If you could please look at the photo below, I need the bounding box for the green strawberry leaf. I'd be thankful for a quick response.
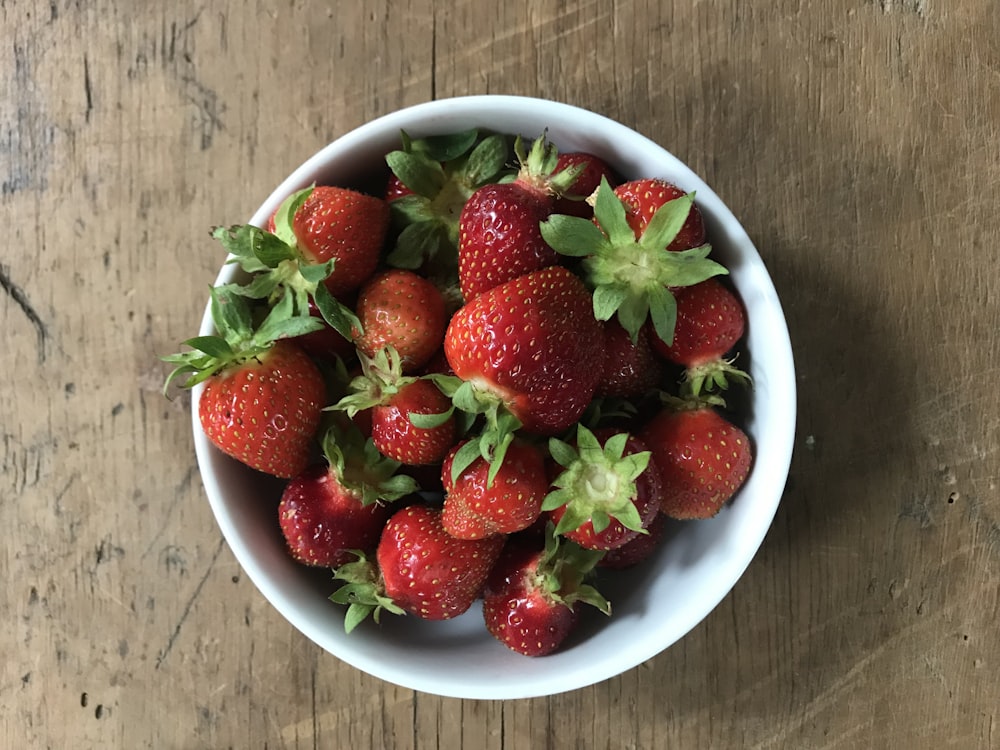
[272,186,314,247]
[386,150,447,199]
[182,335,234,359]
[408,128,479,162]
[389,195,438,225]
[592,176,634,245]
[210,285,254,345]
[408,407,454,429]
[449,439,484,484]
[647,285,679,346]
[539,214,608,257]
[387,220,444,270]
[592,283,629,323]
[464,134,510,186]
[636,192,694,252]
[313,283,362,340]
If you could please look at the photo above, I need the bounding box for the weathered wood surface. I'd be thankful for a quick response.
[2,1,998,747]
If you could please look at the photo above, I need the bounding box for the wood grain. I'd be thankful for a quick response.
[2,0,998,747]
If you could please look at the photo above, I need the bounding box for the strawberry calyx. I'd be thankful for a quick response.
[386,129,512,272]
[511,132,585,198]
[330,346,459,435]
[319,416,419,506]
[428,374,522,486]
[212,186,362,341]
[329,551,406,633]
[161,286,323,392]
[530,522,610,615]
[682,355,752,399]
[539,176,728,345]
[541,424,652,537]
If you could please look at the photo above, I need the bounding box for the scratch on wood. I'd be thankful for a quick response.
[0,264,48,363]
[83,54,93,122]
[155,534,225,669]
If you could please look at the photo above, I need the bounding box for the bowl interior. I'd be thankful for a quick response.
[193,96,796,700]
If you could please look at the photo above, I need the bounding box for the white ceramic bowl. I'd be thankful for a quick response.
[192,95,796,700]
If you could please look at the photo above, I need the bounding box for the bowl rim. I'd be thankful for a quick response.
[192,94,797,699]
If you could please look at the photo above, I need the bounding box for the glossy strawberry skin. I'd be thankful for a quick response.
[482,543,578,657]
[354,269,447,373]
[291,186,390,296]
[458,182,559,300]
[371,379,455,466]
[650,278,746,367]
[444,266,604,435]
[613,178,706,252]
[441,440,548,540]
[198,340,325,479]
[547,431,662,551]
[278,464,392,568]
[377,505,504,620]
[552,152,617,219]
[640,407,752,519]
[595,320,665,398]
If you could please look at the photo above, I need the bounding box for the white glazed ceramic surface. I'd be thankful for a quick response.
[192,96,796,700]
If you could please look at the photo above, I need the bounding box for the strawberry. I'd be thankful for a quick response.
[331,347,456,466]
[371,379,456,466]
[543,425,661,551]
[457,134,583,300]
[441,439,548,540]
[212,186,377,342]
[162,288,327,478]
[640,402,752,519]
[277,420,417,567]
[384,129,510,273]
[598,512,668,569]
[540,176,727,345]
[595,319,664,398]
[444,266,603,435]
[286,185,389,296]
[331,504,504,627]
[552,152,618,219]
[353,269,447,373]
[613,178,706,252]
[649,278,750,397]
[482,524,609,656]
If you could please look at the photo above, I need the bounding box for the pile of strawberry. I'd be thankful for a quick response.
[164,129,754,657]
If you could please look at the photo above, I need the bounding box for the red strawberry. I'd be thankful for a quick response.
[543,425,661,551]
[595,320,664,398]
[163,288,328,479]
[198,340,324,478]
[353,269,447,373]
[377,505,504,620]
[598,512,668,569]
[331,347,456,467]
[552,152,618,219]
[457,134,583,300]
[441,440,548,540]
[280,463,390,568]
[540,176,726,346]
[277,420,417,568]
[649,278,750,397]
[482,524,609,656]
[384,172,415,202]
[614,178,706,252]
[288,185,389,296]
[372,379,456,466]
[640,403,752,519]
[444,266,604,436]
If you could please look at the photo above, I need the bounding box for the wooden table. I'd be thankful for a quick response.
[4,1,997,747]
